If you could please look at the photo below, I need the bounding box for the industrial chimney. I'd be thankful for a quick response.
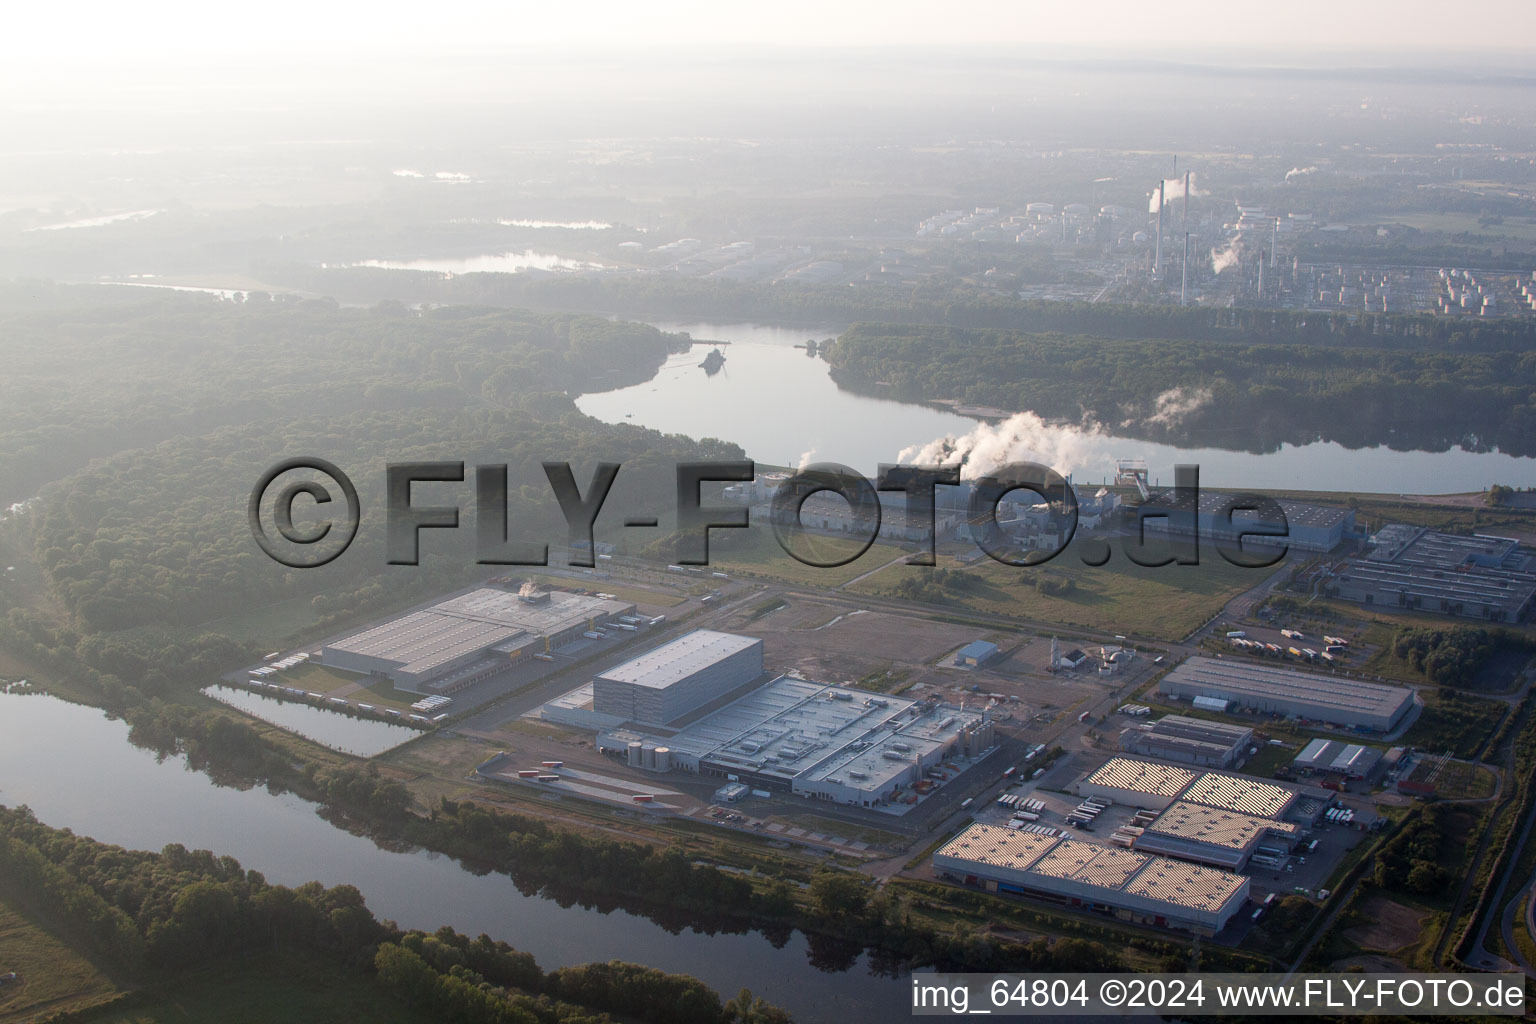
[1154,180,1164,279]
[1181,232,1190,306]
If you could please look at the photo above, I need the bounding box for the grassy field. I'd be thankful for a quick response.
[1385,212,1536,243]
[0,898,119,1024]
[852,550,1263,641]
[69,955,430,1024]
[706,526,910,588]
[524,573,687,609]
[1402,690,1507,761]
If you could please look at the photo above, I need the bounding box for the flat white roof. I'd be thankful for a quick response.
[597,630,760,690]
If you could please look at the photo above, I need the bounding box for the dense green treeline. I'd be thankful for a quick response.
[0,806,785,1024]
[0,291,741,634]
[1391,626,1536,689]
[250,265,1536,351]
[824,323,1536,455]
[26,406,738,633]
[0,287,690,503]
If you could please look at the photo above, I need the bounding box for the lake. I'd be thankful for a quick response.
[355,252,607,274]
[575,321,1536,493]
[0,690,907,1022]
[204,685,422,757]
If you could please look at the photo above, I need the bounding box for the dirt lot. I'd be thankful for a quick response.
[1342,895,1427,953]
[718,595,1109,721]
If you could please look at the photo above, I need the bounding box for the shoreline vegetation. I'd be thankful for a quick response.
[0,281,1527,1017]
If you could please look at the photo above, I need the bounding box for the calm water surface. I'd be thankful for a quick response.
[576,321,1536,493]
[204,685,421,757]
[0,690,907,1022]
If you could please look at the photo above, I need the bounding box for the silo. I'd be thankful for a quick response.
[642,743,656,771]
[654,746,671,772]
[627,741,644,767]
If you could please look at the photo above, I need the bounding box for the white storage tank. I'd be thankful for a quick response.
[654,746,671,772]
[627,741,644,767]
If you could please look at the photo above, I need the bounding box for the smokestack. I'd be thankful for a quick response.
[1257,251,1265,297]
[1154,180,1164,279]
[1271,217,1279,271]
[1181,232,1189,305]
[1183,170,1191,239]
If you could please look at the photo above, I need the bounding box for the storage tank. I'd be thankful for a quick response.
[654,746,671,772]
[642,743,656,771]
[627,741,644,767]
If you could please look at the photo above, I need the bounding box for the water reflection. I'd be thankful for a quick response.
[0,690,908,1022]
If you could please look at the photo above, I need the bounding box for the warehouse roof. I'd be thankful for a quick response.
[1295,738,1382,775]
[328,588,632,679]
[1121,858,1249,913]
[1142,801,1298,852]
[598,630,761,690]
[1030,839,1149,888]
[1179,772,1295,819]
[1142,489,1352,531]
[1161,657,1412,724]
[936,824,1247,914]
[1083,757,1198,797]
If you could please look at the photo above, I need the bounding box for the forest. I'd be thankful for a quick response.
[0,806,789,1024]
[0,287,741,635]
[823,323,1536,456]
[250,265,1536,352]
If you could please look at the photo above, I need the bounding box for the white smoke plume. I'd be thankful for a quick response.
[896,411,1111,480]
[1149,174,1202,213]
[1145,386,1213,428]
[1211,235,1243,274]
[1284,166,1318,180]
[795,448,818,470]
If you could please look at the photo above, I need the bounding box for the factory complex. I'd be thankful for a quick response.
[933,824,1250,934]
[1075,756,1331,870]
[1158,656,1415,732]
[1135,489,1356,553]
[322,585,635,694]
[542,629,997,808]
[1323,525,1536,623]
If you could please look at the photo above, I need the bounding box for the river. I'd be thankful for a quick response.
[576,321,1536,493]
[0,690,907,1022]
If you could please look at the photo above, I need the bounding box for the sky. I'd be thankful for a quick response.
[6,0,1536,61]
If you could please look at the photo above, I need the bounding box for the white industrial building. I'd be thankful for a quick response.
[1292,738,1383,780]
[594,673,994,807]
[1159,656,1414,732]
[591,630,764,726]
[322,586,634,694]
[933,824,1250,934]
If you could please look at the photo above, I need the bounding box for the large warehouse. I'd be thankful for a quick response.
[594,673,993,807]
[933,824,1250,934]
[1118,715,1253,768]
[1159,656,1415,732]
[1325,525,1536,623]
[1135,489,1355,553]
[592,630,764,726]
[322,586,634,693]
[1076,756,1328,870]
